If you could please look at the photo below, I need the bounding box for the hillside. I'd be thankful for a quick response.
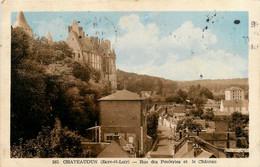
[116,70,178,95]
[117,70,248,97]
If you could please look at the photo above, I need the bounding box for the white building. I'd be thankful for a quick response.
[225,86,245,101]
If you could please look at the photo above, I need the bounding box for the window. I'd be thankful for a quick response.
[129,137,134,144]
[106,136,113,141]
[114,132,119,136]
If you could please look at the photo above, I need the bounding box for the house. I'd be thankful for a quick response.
[194,119,216,133]
[220,100,249,115]
[196,132,237,148]
[98,89,148,156]
[158,105,186,130]
[66,20,117,92]
[204,99,220,112]
[173,134,227,158]
[225,86,245,101]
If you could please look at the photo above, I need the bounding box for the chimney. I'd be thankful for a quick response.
[187,141,193,152]
[183,129,187,137]
[227,132,230,148]
[113,135,120,143]
[196,129,200,136]
[179,130,182,140]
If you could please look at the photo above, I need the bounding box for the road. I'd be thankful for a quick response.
[148,125,177,158]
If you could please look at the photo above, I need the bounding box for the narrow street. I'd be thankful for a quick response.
[148,125,177,158]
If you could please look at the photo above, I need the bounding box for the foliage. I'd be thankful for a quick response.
[11,28,103,146]
[187,84,213,107]
[71,61,91,82]
[147,112,159,140]
[177,118,202,131]
[201,109,214,120]
[177,89,188,101]
[165,94,183,103]
[11,119,86,158]
[190,108,204,117]
[116,70,178,95]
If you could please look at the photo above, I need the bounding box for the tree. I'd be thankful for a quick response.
[165,94,183,103]
[177,89,188,102]
[201,110,214,120]
[11,118,86,158]
[11,28,100,145]
[190,108,204,117]
[177,118,202,131]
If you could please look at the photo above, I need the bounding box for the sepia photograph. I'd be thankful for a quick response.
[1,0,260,166]
[10,11,249,158]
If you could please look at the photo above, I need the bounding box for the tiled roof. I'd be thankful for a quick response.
[97,141,130,158]
[225,86,244,91]
[208,121,216,129]
[196,150,214,158]
[199,133,213,141]
[199,132,236,141]
[99,89,146,101]
[194,119,206,129]
[222,100,248,108]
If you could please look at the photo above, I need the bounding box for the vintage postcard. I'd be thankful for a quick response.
[1,0,260,167]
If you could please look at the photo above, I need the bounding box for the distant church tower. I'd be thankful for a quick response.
[46,32,53,43]
[13,11,33,37]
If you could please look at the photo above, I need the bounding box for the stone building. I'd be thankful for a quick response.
[225,86,245,101]
[98,89,148,156]
[220,100,249,115]
[13,11,33,37]
[66,21,117,92]
[219,86,249,115]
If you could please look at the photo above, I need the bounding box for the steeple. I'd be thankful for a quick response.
[13,11,33,37]
[46,32,53,43]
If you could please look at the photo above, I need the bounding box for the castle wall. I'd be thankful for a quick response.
[66,21,117,92]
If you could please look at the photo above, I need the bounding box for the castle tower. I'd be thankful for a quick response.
[46,32,53,43]
[13,11,33,37]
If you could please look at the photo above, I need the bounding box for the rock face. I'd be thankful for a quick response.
[13,11,33,37]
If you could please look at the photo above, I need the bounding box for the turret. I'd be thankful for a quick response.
[13,11,33,37]
[46,32,53,43]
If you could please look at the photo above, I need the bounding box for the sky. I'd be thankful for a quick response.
[11,11,248,81]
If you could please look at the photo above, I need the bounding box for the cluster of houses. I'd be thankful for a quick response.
[152,86,249,158]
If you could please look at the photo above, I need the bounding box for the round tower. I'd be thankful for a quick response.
[13,11,33,37]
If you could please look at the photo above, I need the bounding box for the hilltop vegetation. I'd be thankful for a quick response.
[117,70,248,99]
[117,70,178,97]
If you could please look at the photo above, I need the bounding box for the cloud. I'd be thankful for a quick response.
[112,14,247,81]
[35,18,67,41]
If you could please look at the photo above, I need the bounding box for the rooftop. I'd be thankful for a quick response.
[221,100,248,108]
[13,11,32,30]
[99,89,146,101]
[225,86,244,91]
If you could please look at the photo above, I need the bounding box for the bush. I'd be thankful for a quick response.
[11,119,86,158]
